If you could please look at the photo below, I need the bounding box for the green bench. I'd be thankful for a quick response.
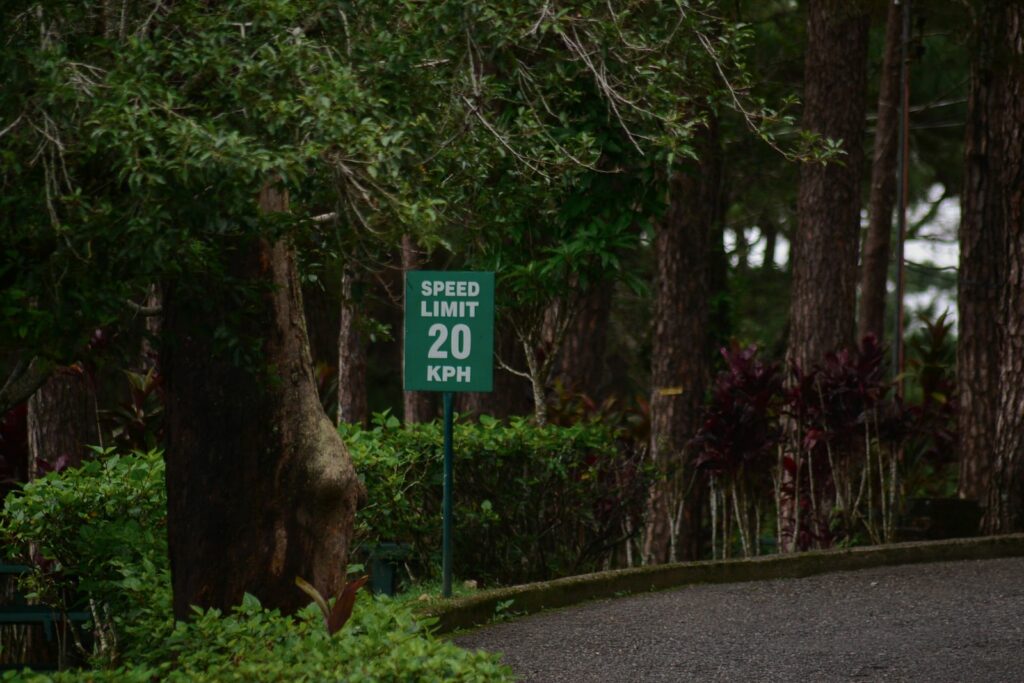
[0,563,90,643]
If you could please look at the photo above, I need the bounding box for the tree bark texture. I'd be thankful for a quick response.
[401,235,435,424]
[162,185,364,618]
[555,285,613,398]
[644,122,718,564]
[26,364,97,477]
[788,0,870,370]
[857,0,902,345]
[958,1,1021,508]
[337,266,368,426]
[969,2,1024,532]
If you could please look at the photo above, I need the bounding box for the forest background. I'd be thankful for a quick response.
[1,0,1023,645]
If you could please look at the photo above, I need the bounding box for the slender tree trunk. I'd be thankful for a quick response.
[26,364,97,476]
[402,235,435,423]
[761,218,778,272]
[857,0,902,345]
[788,0,869,370]
[162,184,364,618]
[972,2,1024,532]
[337,266,368,426]
[644,121,719,564]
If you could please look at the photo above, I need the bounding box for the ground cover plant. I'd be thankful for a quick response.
[0,450,511,681]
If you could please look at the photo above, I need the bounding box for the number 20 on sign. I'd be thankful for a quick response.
[404,271,494,393]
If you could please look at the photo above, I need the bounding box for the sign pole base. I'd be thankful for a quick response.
[442,391,454,598]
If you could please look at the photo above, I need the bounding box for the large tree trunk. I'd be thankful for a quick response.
[162,185,364,618]
[787,0,869,370]
[959,0,1019,510]
[970,2,1024,532]
[857,0,902,345]
[401,236,435,424]
[644,121,719,564]
[26,365,98,477]
[783,0,869,552]
[337,266,368,426]
[958,1,1012,506]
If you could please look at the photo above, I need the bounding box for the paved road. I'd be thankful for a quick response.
[456,557,1024,682]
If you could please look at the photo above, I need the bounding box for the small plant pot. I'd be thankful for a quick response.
[368,542,412,596]
[899,498,983,540]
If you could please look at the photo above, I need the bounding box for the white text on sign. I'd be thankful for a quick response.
[421,280,481,297]
[427,366,471,382]
[420,300,480,318]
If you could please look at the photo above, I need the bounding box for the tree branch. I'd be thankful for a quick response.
[0,357,53,415]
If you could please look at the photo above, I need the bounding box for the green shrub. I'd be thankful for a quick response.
[8,596,511,682]
[0,452,511,681]
[0,449,173,659]
[343,413,649,586]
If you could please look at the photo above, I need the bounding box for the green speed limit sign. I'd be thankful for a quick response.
[404,271,494,392]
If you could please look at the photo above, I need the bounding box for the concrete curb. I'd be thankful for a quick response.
[418,534,1024,634]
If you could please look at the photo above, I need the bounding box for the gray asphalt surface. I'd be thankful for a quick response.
[455,557,1024,682]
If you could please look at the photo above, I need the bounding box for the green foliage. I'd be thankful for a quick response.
[8,596,510,683]
[0,449,172,659]
[343,413,649,586]
[0,451,510,681]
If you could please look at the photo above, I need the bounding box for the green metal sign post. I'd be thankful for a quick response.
[404,271,494,597]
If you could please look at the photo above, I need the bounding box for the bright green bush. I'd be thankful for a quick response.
[343,413,649,586]
[0,451,511,681]
[0,449,173,657]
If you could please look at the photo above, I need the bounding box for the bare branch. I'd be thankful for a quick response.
[0,114,23,139]
[495,354,532,381]
[126,299,162,316]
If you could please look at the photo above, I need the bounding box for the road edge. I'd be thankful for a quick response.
[418,534,1024,634]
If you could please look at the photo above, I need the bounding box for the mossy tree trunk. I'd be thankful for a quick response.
[162,184,364,618]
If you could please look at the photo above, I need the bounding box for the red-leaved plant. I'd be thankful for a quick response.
[295,575,369,635]
[691,344,782,558]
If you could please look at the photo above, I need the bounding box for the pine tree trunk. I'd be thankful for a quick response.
[26,365,97,476]
[337,266,368,426]
[857,0,902,345]
[959,1,1011,506]
[977,2,1024,532]
[644,121,718,564]
[788,0,869,370]
[402,235,435,424]
[783,0,869,551]
[162,184,364,618]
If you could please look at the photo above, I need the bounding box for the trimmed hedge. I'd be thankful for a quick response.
[343,414,649,586]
